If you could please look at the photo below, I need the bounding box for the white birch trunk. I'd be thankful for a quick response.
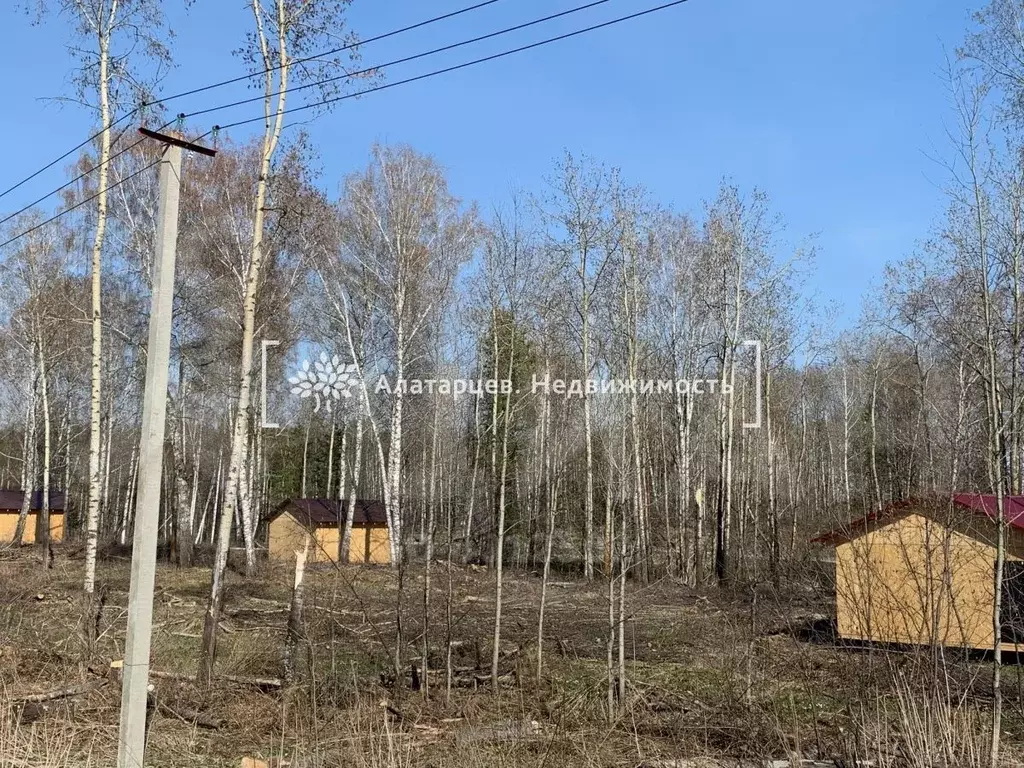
[37,331,52,569]
[491,331,516,690]
[200,0,291,682]
[14,350,37,547]
[84,29,112,595]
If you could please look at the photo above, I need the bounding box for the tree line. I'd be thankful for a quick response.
[0,0,1023,712]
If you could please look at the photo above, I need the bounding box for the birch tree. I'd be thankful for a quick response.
[32,0,170,593]
[942,66,1011,767]
[0,215,68,563]
[475,207,541,689]
[543,154,619,580]
[330,145,478,565]
[199,0,362,684]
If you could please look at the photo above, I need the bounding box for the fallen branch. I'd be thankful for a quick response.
[227,605,287,616]
[148,669,282,690]
[153,697,221,729]
[12,678,107,703]
[425,665,478,677]
[218,673,283,689]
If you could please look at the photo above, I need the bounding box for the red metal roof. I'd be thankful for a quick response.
[951,493,1024,528]
[811,494,1024,545]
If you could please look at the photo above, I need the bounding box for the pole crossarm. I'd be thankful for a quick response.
[138,127,217,157]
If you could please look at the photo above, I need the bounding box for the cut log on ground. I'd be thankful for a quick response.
[148,669,282,690]
[11,678,108,703]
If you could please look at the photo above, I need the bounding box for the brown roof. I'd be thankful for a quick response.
[0,489,66,513]
[271,498,387,528]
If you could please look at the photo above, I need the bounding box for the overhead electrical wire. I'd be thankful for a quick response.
[215,0,689,136]
[185,0,618,122]
[0,0,689,251]
[0,0,616,230]
[0,121,168,229]
[0,0,506,202]
[0,161,160,251]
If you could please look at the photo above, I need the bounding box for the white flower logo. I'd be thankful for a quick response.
[289,352,359,413]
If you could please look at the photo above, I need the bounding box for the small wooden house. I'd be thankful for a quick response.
[0,490,65,543]
[267,498,390,564]
[812,494,1024,651]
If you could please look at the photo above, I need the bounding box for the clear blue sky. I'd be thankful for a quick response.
[0,0,980,325]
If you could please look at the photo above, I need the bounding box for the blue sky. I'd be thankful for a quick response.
[0,0,979,325]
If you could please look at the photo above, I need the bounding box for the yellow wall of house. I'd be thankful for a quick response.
[348,528,364,563]
[268,513,311,562]
[268,513,391,565]
[49,514,64,542]
[836,511,1024,650]
[0,512,64,543]
[314,527,339,564]
[367,525,391,564]
[336,524,391,564]
[341,525,389,564]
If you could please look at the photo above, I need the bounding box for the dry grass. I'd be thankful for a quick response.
[0,548,1021,766]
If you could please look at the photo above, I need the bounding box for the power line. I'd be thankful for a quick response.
[0,0,506,203]
[0,0,690,251]
[0,161,159,251]
[214,0,690,135]
[0,115,134,204]
[0,120,173,229]
[186,0,617,122]
[1,0,620,227]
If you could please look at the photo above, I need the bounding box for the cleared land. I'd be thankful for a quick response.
[0,549,1021,767]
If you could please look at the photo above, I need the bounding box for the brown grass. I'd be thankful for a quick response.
[0,548,1021,766]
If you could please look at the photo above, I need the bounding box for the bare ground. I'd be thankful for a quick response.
[0,548,1021,767]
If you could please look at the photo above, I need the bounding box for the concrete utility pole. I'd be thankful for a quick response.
[117,129,215,768]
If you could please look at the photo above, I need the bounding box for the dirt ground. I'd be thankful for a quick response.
[0,548,1022,767]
